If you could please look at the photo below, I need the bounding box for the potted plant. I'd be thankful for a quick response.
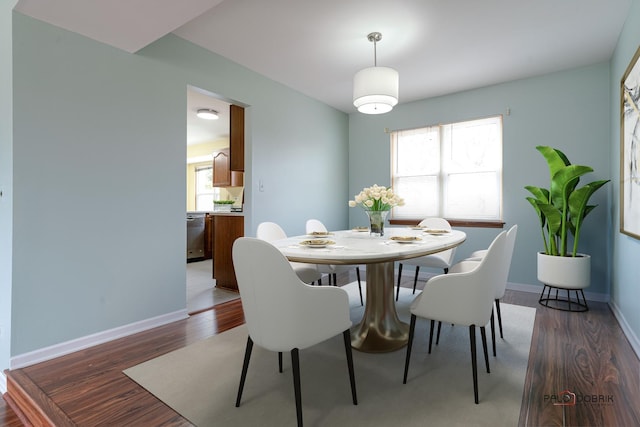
[213,199,235,212]
[525,146,609,307]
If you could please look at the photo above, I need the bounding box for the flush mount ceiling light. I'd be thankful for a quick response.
[353,32,399,115]
[196,108,219,120]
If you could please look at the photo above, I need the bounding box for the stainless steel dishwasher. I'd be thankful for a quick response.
[186,213,206,261]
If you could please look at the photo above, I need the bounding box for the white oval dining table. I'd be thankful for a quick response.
[270,228,467,353]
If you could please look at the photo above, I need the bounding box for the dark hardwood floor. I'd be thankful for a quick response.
[2,271,639,426]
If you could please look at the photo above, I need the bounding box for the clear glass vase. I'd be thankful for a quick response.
[366,210,389,237]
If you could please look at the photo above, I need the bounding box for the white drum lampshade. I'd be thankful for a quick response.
[353,66,399,114]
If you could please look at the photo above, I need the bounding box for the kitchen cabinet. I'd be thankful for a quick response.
[212,148,231,187]
[204,214,214,259]
[212,215,244,291]
[211,104,244,187]
[230,105,244,171]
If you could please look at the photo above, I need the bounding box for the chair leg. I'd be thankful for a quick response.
[328,274,333,286]
[342,330,358,405]
[333,273,338,286]
[278,352,283,373]
[495,298,503,339]
[403,314,417,384]
[490,310,496,357]
[291,349,303,427]
[318,278,323,286]
[235,336,254,407]
[396,263,403,301]
[356,267,363,306]
[412,266,420,294]
[428,319,435,354]
[480,326,490,373]
[469,326,479,404]
[435,321,442,345]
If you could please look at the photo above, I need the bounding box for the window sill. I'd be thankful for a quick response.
[389,219,505,229]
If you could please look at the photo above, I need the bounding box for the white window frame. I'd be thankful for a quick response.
[391,115,503,221]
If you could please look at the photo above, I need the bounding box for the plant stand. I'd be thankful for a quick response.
[538,285,588,312]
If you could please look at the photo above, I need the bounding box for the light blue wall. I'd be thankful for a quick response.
[10,14,348,357]
[7,2,638,367]
[611,0,640,347]
[349,63,612,295]
[139,36,350,236]
[0,1,18,387]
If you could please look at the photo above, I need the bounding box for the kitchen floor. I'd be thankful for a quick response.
[187,259,240,314]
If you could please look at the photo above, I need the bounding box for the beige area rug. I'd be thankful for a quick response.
[125,282,536,426]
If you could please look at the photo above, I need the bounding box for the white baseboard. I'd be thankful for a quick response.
[0,372,6,394]
[608,300,640,360]
[10,310,188,370]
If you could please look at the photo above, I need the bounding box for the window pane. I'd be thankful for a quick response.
[393,176,439,218]
[196,166,213,193]
[395,128,440,176]
[444,172,500,219]
[195,165,218,211]
[196,194,215,211]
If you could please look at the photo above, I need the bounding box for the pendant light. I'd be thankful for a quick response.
[353,32,399,114]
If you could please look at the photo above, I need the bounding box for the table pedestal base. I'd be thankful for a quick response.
[351,261,409,353]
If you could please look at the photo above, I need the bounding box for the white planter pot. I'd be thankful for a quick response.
[537,252,590,290]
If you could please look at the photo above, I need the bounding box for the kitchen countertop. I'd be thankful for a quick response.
[187,211,244,216]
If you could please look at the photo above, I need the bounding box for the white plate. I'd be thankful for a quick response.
[306,232,332,238]
[299,239,336,248]
[390,236,422,243]
[424,229,450,235]
[352,227,369,232]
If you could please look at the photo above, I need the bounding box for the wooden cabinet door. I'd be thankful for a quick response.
[230,105,244,171]
[213,215,244,290]
[212,148,230,186]
[204,214,214,260]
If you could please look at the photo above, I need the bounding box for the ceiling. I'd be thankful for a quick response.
[187,86,231,146]
[15,0,632,117]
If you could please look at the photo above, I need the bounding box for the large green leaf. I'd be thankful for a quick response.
[568,179,609,256]
[536,146,570,182]
[537,203,562,255]
[525,186,550,203]
[549,165,593,210]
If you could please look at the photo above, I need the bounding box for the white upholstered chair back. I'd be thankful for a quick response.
[411,230,508,327]
[305,219,327,233]
[256,221,287,242]
[232,237,351,351]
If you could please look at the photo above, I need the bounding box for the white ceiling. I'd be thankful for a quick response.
[187,86,231,146]
[15,0,632,116]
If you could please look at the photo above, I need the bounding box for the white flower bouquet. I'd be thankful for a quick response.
[348,184,404,211]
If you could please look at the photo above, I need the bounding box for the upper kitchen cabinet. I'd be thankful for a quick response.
[212,104,244,187]
[212,148,231,186]
[230,105,244,172]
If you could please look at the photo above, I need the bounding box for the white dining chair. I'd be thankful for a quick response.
[233,237,358,426]
[456,224,518,356]
[305,219,363,305]
[256,222,323,285]
[403,230,508,404]
[396,218,456,301]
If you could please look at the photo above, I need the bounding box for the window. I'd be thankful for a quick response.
[391,116,502,221]
[195,165,219,211]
